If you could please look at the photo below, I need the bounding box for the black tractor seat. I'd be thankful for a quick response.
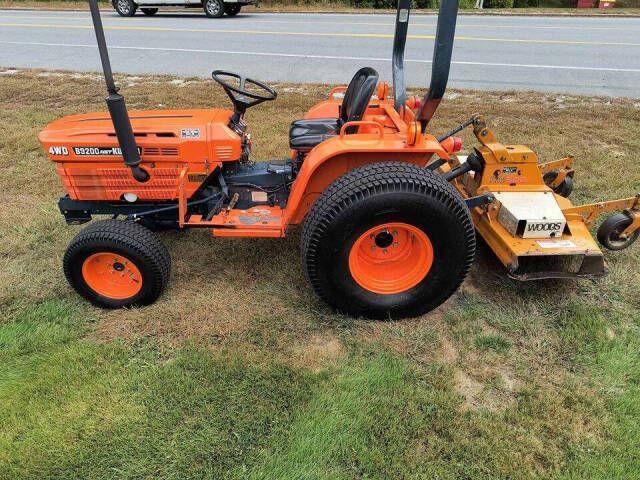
[289,118,341,151]
[289,67,379,152]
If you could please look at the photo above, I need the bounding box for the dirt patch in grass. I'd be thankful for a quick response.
[290,333,345,372]
[454,369,484,409]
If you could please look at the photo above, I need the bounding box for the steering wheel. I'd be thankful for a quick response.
[212,70,277,123]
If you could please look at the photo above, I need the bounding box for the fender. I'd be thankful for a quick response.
[283,129,450,226]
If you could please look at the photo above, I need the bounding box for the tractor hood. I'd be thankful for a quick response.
[39,109,240,164]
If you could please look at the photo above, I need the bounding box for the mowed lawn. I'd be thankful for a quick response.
[0,69,639,479]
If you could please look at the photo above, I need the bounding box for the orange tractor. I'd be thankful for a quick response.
[40,0,639,319]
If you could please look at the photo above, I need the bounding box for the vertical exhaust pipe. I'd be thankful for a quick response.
[88,0,148,182]
[392,0,411,116]
[415,0,460,132]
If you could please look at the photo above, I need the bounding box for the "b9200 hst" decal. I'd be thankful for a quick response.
[72,146,141,156]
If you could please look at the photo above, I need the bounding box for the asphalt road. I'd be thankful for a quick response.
[1,9,639,97]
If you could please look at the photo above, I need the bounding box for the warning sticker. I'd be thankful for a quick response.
[536,240,576,249]
[181,128,200,139]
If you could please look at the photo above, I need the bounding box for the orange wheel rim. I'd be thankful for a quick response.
[348,222,433,295]
[81,252,143,299]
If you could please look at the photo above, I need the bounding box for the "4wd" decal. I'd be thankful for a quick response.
[48,146,69,156]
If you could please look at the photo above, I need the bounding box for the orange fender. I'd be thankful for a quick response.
[284,130,450,226]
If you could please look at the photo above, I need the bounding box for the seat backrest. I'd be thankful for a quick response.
[340,67,379,127]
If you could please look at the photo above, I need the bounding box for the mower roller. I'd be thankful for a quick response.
[39,0,639,319]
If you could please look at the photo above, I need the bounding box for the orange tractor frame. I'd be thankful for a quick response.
[40,0,639,319]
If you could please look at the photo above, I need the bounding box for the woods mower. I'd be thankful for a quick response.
[39,0,639,319]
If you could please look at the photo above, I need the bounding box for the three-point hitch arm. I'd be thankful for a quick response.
[392,0,460,132]
[87,0,148,182]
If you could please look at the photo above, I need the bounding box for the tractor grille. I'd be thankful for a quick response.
[95,167,181,199]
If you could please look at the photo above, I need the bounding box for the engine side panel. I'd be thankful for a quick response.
[39,109,241,201]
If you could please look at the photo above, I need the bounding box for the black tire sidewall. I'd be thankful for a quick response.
[558,175,573,197]
[598,214,639,251]
[312,191,474,318]
[543,171,573,197]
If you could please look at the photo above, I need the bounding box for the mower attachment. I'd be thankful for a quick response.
[440,114,639,281]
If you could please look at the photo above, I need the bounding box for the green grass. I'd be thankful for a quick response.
[0,69,639,478]
[475,333,511,353]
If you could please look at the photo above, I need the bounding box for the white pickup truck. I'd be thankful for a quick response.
[112,0,256,18]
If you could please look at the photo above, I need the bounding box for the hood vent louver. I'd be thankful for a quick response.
[142,147,178,157]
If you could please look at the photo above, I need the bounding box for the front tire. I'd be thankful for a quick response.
[63,220,171,308]
[115,0,137,16]
[203,0,225,17]
[141,7,158,15]
[301,162,476,319]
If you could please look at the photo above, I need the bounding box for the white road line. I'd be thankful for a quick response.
[2,40,640,73]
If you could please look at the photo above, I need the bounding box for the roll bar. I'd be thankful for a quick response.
[392,0,411,116]
[392,0,459,132]
[416,0,459,131]
[88,0,148,182]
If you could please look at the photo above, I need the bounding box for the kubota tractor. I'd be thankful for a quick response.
[40,0,639,319]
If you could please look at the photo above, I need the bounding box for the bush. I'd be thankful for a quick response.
[353,0,444,7]
[484,0,515,7]
[536,0,581,6]
[352,0,397,7]
[514,0,539,7]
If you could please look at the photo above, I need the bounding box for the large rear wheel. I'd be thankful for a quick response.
[63,220,171,308]
[302,162,475,319]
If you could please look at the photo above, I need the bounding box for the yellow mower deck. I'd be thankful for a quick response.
[443,115,639,280]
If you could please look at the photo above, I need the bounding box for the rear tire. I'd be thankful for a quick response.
[302,162,475,319]
[597,213,639,251]
[115,0,137,16]
[224,4,241,15]
[141,7,158,15]
[203,0,225,17]
[63,220,171,308]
